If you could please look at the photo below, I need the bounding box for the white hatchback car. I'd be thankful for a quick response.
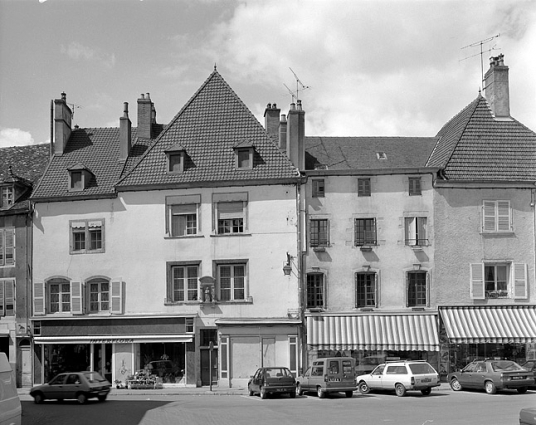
[357,360,440,397]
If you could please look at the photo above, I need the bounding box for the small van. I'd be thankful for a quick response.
[296,357,357,398]
[0,352,21,425]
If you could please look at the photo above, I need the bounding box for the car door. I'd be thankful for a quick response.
[62,373,82,399]
[300,367,312,390]
[367,365,385,390]
[308,364,324,391]
[458,363,477,388]
[46,374,67,399]
[250,369,261,393]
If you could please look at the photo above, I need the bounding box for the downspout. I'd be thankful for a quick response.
[50,100,54,157]
[297,175,307,374]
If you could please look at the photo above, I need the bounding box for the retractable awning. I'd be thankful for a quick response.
[33,335,193,344]
[306,314,439,351]
[439,306,536,344]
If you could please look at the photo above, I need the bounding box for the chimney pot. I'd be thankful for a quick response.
[123,102,129,118]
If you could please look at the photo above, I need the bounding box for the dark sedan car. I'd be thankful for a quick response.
[30,371,111,404]
[248,367,296,399]
[448,359,534,394]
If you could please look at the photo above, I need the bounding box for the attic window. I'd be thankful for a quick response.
[67,165,92,192]
[0,186,14,209]
[236,148,253,169]
[376,152,387,160]
[165,144,186,173]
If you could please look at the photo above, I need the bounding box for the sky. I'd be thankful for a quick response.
[0,0,535,148]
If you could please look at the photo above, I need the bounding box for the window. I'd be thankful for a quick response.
[217,202,244,234]
[48,278,71,313]
[236,148,253,169]
[470,263,528,299]
[70,220,104,254]
[405,217,427,246]
[355,218,376,246]
[312,179,325,198]
[68,166,92,192]
[408,177,421,196]
[71,171,83,190]
[218,264,245,301]
[88,278,109,312]
[168,153,183,173]
[307,273,324,308]
[186,317,194,333]
[0,228,15,266]
[355,272,376,307]
[1,186,14,209]
[200,329,217,347]
[166,194,201,237]
[482,200,512,232]
[358,178,371,197]
[310,219,329,247]
[172,265,199,302]
[407,271,428,307]
[0,279,15,316]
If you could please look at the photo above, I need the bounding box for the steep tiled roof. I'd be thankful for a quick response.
[117,70,298,188]
[427,95,536,181]
[305,137,438,170]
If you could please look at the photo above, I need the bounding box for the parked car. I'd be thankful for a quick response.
[520,407,536,425]
[296,357,356,398]
[357,360,440,397]
[448,359,534,394]
[521,361,536,390]
[0,353,21,425]
[30,371,111,404]
[248,367,296,399]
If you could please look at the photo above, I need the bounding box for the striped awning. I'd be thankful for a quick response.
[439,306,536,344]
[306,314,439,351]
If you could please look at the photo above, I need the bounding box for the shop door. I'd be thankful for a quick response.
[201,348,218,386]
[21,344,32,387]
[262,338,275,367]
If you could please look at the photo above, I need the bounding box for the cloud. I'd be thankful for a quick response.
[61,42,116,68]
[0,128,36,147]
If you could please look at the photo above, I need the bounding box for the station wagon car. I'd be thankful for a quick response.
[248,367,296,399]
[448,360,534,394]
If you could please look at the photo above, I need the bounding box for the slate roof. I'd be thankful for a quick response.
[427,95,536,181]
[0,144,51,211]
[304,136,438,171]
[116,70,299,189]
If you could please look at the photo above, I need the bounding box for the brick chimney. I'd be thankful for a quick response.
[54,92,72,156]
[286,100,305,169]
[119,102,131,162]
[264,103,281,140]
[137,93,155,139]
[279,114,287,153]
[484,54,510,118]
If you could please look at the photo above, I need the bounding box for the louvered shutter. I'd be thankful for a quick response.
[513,263,528,299]
[0,282,4,316]
[405,218,416,246]
[0,231,4,266]
[33,281,45,316]
[417,217,427,245]
[470,264,485,299]
[483,201,496,232]
[5,229,14,265]
[111,280,123,314]
[70,281,83,314]
[4,280,14,316]
[497,201,511,231]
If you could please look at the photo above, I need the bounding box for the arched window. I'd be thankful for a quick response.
[87,278,110,312]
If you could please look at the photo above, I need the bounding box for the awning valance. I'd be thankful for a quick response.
[439,306,536,344]
[33,335,193,344]
[306,314,439,351]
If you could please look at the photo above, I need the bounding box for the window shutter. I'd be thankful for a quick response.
[483,201,496,232]
[33,281,45,316]
[417,217,427,245]
[70,281,83,314]
[374,272,379,308]
[513,263,528,299]
[0,230,4,266]
[470,264,485,299]
[405,273,410,307]
[111,280,123,314]
[5,229,14,265]
[218,202,243,219]
[497,201,511,231]
[426,272,430,307]
[405,218,416,246]
[5,280,14,316]
[0,281,4,316]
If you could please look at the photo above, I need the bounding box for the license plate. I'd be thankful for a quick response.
[329,378,341,382]
[512,376,524,380]
[421,378,431,383]
[275,388,285,391]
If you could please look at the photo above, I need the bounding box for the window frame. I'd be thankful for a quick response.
[217,263,246,302]
[309,218,329,248]
[0,278,15,317]
[408,177,422,196]
[306,272,324,309]
[406,271,429,307]
[167,152,184,173]
[404,217,427,246]
[236,148,253,170]
[312,179,325,198]
[166,261,201,303]
[355,218,377,246]
[357,178,371,197]
[87,278,110,313]
[482,200,512,233]
[69,219,105,254]
[47,278,71,313]
[355,272,377,308]
[470,262,527,299]
[0,186,14,209]
[0,228,15,266]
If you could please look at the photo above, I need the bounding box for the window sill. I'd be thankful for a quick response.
[164,235,205,240]
[481,231,514,236]
[210,233,251,238]
[164,297,253,306]
[312,246,328,252]
[69,250,105,255]
[358,245,375,252]
[306,307,324,312]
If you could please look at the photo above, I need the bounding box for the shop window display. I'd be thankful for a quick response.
[140,343,185,384]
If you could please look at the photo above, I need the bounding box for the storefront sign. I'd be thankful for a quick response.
[90,339,134,344]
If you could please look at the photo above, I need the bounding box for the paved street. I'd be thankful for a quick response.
[19,386,536,425]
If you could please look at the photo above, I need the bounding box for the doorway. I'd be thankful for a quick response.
[201,348,218,386]
[20,339,32,387]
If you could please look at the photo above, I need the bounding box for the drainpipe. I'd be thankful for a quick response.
[297,175,308,374]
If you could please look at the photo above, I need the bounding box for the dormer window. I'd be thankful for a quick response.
[233,139,255,170]
[67,163,92,192]
[0,186,14,209]
[165,144,186,173]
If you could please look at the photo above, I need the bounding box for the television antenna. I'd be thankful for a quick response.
[283,67,310,103]
[460,34,500,88]
[68,103,81,120]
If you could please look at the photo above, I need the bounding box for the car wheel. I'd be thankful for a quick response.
[98,395,107,402]
[450,377,463,391]
[317,386,326,398]
[484,381,497,394]
[421,388,432,396]
[358,381,371,395]
[77,393,87,404]
[345,391,353,398]
[395,383,407,397]
[33,393,44,404]
[517,387,528,394]
[296,383,303,396]
[260,387,267,399]
[289,391,296,398]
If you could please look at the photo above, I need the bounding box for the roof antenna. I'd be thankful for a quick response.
[68,103,81,120]
[460,34,500,90]
[289,67,310,102]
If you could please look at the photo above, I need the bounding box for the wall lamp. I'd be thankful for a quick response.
[283,252,293,276]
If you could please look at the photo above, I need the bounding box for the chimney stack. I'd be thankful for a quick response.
[264,103,281,140]
[137,93,155,139]
[279,114,287,152]
[286,100,305,170]
[54,92,72,156]
[484,54,510,118]
[119,102,132,162]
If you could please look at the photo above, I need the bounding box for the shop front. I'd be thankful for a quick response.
[31,316,195,387]
[306,313,440,374]
[439,306,536,374]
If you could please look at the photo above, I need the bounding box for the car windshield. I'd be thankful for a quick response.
[83,371,107,383]
[408,363,436,374]
[265,368,292,377]
[490,361,524,372]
